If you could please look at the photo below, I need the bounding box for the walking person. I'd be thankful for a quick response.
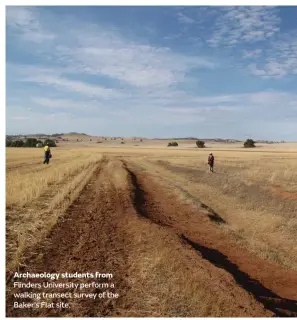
[43,143,51,164]
[208,153,214,172]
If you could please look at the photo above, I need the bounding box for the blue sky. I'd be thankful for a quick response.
[5,6,297,140]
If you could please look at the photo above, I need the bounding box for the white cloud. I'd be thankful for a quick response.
[162,106,235,114]
[243,49,262,59]
[207,6,280,47]
[157,91,297,114]
[171,7,292,79]
[7,88,297,140]
[55,35,215,88]
[6,6,39,29]
[31,97,101,111]
[248,63,267,77]
[251,31,297,78]
[6,6,297,140]
[246,91,297,106]
[6,63,65,84]
[7,7,216,90]
[7,6,217,104]
[177,12,195,24]
[6,6,55,42]
[19,72,120,99]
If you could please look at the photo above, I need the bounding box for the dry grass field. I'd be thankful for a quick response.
[5,141,297,317]
[6,148,104,272]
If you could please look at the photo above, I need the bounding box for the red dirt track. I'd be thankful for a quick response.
[6,158,297,317]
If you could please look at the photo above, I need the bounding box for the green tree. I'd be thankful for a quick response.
[24,138,38,148]
[44,139,57,147]
[244,139,256,148]
[196,140,205,148]
[11,140,25,147]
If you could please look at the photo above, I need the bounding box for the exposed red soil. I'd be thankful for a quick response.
[6,159,297,317]
[126,162,297,316]
[270,185,297,200]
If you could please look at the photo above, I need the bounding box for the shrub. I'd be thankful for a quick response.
[168,141,178,147]
[121,141,125,144]
[244,139,256,148]
[196,140,205,148]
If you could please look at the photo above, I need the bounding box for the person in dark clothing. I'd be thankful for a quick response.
[43,143,51,164]
[208,153,214,172]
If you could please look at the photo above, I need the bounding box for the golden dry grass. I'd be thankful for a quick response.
[121,217,258,317]
[95,159,269,317]
[6,148,104,271]
[127,149,297,271]
[6,144,297,275]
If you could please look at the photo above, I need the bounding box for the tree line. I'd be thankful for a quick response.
[6,138,57,148]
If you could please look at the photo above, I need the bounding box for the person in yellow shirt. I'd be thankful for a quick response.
[43,143,51,164]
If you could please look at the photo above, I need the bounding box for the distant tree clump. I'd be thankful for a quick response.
[10,140,25,148]
[24,138,39,148]
[51,133,63,137]
[6,139,12,147]
[43,139,57,147]
[244,139,256,148]
[196,140,205,148]
[168,141,178,147]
